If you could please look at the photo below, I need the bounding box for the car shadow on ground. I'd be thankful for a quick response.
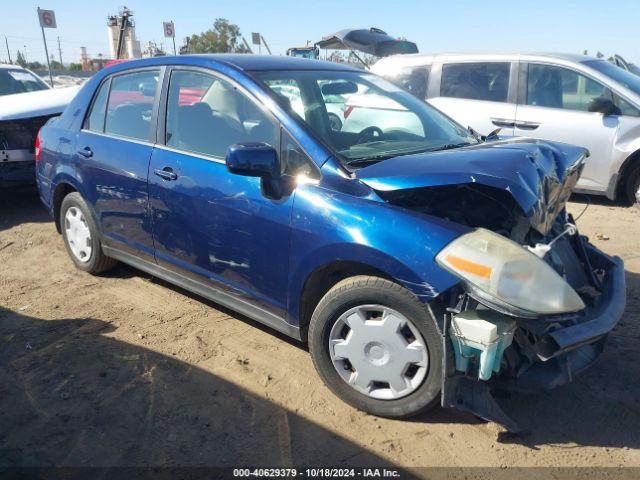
[79,261,640,450]
[0,187,50,234]
[0,307,397,469]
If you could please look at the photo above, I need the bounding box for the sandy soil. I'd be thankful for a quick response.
[1,187,638,475]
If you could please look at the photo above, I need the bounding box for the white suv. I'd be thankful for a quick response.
[372,53,640,204]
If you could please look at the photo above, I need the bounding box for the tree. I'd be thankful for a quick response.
[182,18,250,54]
[16,51,27,68]
[50,60,63,70]
[68,63,82,71]
[27,61,44,70]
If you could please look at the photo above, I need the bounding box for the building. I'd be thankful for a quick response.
[79,46,108,72]
[107,7,141,60]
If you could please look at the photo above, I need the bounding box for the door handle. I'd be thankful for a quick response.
[515,121,540,130]
[77,146,93,158]
[154,167,178,181]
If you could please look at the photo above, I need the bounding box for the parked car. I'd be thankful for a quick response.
[36,55,625,431]
[372,52,640,204]
[0,64,79,187]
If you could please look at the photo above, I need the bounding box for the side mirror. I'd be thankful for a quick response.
[588,97,620,116]
[226,142,280,179]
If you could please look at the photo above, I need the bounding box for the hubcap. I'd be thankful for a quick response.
[329,305,428,400]
[64,206,92,262]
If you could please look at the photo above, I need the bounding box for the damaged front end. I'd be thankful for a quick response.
[358,139,626,432]
[434,227,625,433]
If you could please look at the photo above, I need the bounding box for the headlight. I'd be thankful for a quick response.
[436,228,585,317]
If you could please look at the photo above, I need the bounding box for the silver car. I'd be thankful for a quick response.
[372,53,640,204]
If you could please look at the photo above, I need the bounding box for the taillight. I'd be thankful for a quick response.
[343,105,354,119]
[35,130,42,161]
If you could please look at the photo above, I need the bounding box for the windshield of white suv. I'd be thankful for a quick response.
[586,60,640,97]
[255,70,477,165]
[0,68,49,96]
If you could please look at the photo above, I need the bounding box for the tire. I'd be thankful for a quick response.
[308,275,442,418]
[60,192,117,274]
[623,163,640,206]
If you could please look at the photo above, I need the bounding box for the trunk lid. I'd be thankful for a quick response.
[356,138,587,235]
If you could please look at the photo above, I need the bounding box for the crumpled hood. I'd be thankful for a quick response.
[356,138,587,235]
[0,86,79,121]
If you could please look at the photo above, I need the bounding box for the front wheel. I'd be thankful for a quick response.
[308,276,442,418]
[624,163,640,206]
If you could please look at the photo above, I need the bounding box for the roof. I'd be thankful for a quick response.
[110,54,359,72]
[373,51,601,68]
[0,64,27,70]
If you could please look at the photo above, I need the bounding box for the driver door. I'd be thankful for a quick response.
[148,68,294,320]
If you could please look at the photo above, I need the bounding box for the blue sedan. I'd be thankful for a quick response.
[36,55,625,431]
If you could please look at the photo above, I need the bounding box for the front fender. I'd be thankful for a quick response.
[287,182,468,323]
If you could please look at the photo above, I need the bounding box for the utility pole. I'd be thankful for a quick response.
[4,36,11,64]
[57,36,63,67]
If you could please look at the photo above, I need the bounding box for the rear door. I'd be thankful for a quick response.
[428,61,517,136]
[75,67,162,261]
[514,62,619,193]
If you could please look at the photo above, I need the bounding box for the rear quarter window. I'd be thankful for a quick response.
[440,62,510,102]
[85,80,110,132]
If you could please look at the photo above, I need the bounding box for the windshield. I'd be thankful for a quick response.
[255,70,477,165]
[585,60,640,97]
[0,68,49,96]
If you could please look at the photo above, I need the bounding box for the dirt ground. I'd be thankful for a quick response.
[1,187,639,475]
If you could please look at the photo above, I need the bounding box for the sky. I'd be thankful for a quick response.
[1,0,638,65]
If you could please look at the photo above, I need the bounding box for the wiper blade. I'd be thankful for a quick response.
[429,142,473,152]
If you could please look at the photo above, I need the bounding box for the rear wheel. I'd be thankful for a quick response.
[308,276,442,418]
[60,192,117,274]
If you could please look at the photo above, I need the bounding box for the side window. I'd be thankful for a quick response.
[385,66,429,100]
[85,79,110,132]
[441,62,510,102]
[526,64,613,111]
[166,70,278,158]
[280,128,319,179]
[104,69,160,140]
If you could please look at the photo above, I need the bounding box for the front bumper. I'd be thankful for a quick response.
[511,246,625,391]
[442,240,626,432]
